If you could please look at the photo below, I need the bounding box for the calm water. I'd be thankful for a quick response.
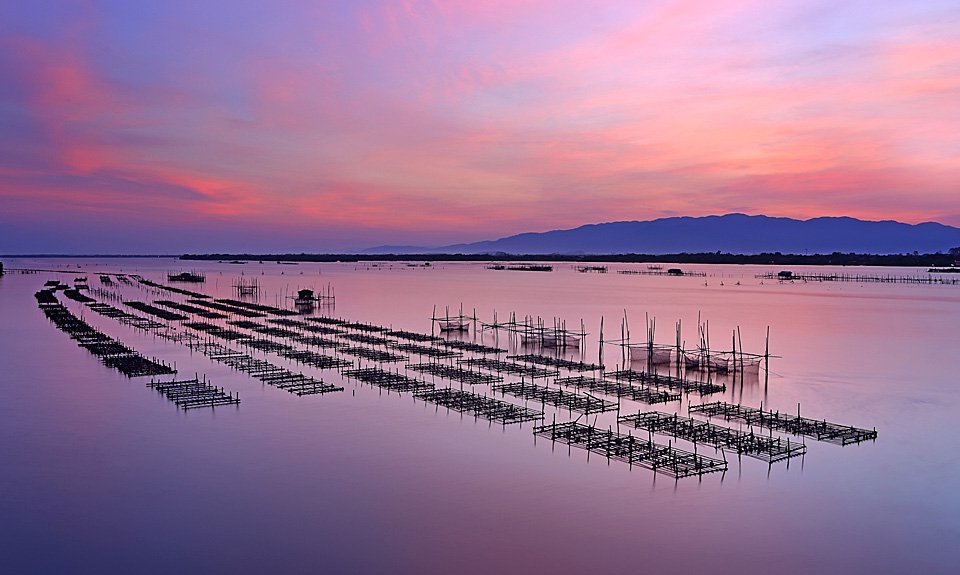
[1,258,957,574]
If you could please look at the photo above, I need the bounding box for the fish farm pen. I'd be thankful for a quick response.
[618,411,807,464]
[23,268,880,483]
[533,421,728,479]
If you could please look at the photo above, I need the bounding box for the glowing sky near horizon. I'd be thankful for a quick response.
[1,0,959,252]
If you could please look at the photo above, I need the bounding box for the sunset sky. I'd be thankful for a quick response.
[1,0,958,253]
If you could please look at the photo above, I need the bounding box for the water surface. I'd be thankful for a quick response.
[1,258,957,574]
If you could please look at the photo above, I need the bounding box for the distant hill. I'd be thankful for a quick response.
[363,214,960,255]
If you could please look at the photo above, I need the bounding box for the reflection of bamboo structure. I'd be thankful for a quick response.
[233,277,261,297]
[601,312,774,384]
[431,304,475,333]
[480,312,587,351]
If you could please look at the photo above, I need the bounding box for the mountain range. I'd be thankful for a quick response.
[363,214,960,255]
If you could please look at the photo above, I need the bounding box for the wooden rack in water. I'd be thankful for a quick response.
[339,346,407,363]
[37,294,175,377]
[459,357,559,379]
[554,376,681,405]
[619,411,806,464]
[757,271,960,285]
[438,340,505,354]
[533,420,727,479]
[689,401,878,445]
[148,376,240,410]
[414,387,544,425]
[186,341,343,396]
[493,381,618,415]
[608,369,725,395]
[343,367,434,392]
[406,362,503,385]
[508,354,602,372]
[390,342,461,359]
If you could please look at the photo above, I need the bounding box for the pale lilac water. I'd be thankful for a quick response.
[1,258,957,574]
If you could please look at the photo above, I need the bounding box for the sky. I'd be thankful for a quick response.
[1,0,959,253]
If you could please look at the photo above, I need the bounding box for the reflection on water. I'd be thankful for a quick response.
[0,257,958,574]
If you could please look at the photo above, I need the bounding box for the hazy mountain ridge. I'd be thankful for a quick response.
[362,214,960,255]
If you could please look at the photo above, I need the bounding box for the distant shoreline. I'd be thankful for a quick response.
[2,252,956,267]
[166,252,959,267]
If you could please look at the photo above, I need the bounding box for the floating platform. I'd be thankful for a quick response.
[493,381,617,414]
[414,388,544,424]
[689,401,878,445]
[618,411,807,463]
[533,421,728,478]
[554,376,681,405]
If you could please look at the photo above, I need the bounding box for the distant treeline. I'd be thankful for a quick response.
[180,251,960,267]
